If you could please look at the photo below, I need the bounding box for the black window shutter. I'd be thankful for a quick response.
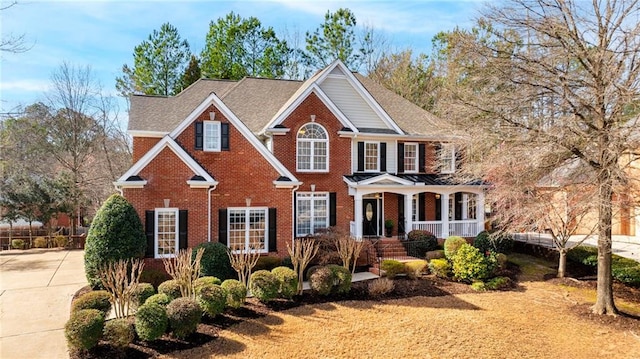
[145,210,155,258]
[221,123,230,151]
[397,143,404,173]
[418,193,426,221]
[380,142,387,172]
[455,193,463,220]
[194,122,203,150]
[435,143,442,172]
[178,210,188,250]
[268,208,277,252]
[397,194,405,234]
[218,209,227,245]
[357,142,364,172]
[419,144,426,173]
[293,195,297,237]
[329,192,337,226]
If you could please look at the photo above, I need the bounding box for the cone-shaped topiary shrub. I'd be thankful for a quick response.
[65,309,105,350]
[272,266,298,299]
[166,297,202,339]
[195,283,227,317]
[71,290,112,316]
[103,318,135,350]
[135,302,168,341]
[249,270,279,302]
[221,279,246,308]
[84,194,146,288]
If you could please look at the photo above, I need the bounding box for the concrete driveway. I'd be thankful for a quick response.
[0,249,87,359]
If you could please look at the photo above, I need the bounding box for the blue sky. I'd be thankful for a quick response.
[0,0,481,119]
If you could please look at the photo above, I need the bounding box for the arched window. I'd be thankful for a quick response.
[297,123,328,171]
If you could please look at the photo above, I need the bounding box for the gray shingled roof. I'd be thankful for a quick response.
[128,71,446,137]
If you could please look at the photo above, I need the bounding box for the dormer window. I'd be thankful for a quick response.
[440,143,456,174]
[297,123,328,172]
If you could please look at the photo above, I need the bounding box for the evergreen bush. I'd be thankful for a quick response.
[195,283,227,317]
[428,258,450,278]
[380,259,405,278]
[249,270,279,302]
[135,302,168,341]
[253,256,282,272]
[451,244,494,282]
[444,236,468,259]
[158,279,182,301]
[144,293,171,307]
[131,283,156,309]
[327,264,352,293]
[309,266,334,295]
[65,309,104,350]
[34,236,48,248]
[405,230,438,257]
[271,266,298,299]
[103,318,135,350]
[193,242,234,280]
[221,279,246,308]
[166,297,202,339]
[71,290,112,316]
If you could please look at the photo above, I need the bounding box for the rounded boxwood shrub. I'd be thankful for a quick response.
[54,235,68,248]
[72,290,112,316]
[65,309,105,350]
[428,258,451,278]
[84,194,146,288]
[166,297,202,339]
[451,243,493,282]
[193,242,234,280]
[380,259,405,278]
[144,293,171,307]
[404,260,428,279]
[253,256,282,272]
[309,266,333,296]
[11,239,25,249]
[131,283,156,309]
[327,264,352,294]
[195,276,222,287]
[271,266,298,299]
[473,231,492,254]
[196,283,227,317]
[444,236,468,259]
[103,318,135,350]
[135,302,168,341]
[221,279,246,308]
[249,270,279,302]
[158,279,182,301]
[406,230,438,257]
[34,236,48,248]
[305,265,323,280]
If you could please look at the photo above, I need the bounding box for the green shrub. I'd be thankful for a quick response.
[131,283,156,309]
[612,265,640,287]
[404,260,428,279]
[65,309,105,350]
[495,253,508,270]
[451,244,493,282]
[140,268,170,289]
[253,256,282,272]
[305,265,323,280]
[271,266,298,299]
[405,230,438,257]
[166,297,202,339]
[221,279,246,308]
[474,231,514,254]
[72,290,112,316]
[368,278,395,297]
[196,283,227,317]
[103,318,134,349]
[34,236,48,248]
[249,270,279,302]
[135,302,168,341]
[327,264,352,294]
[380,259,405,278]
[194,276,222,291]
[485,276,512,290]
[281,256,294,269]
[613,256,640,268]
[193,242,234,281]
[444,236,468,259]
[309,266,333,295]
[158,279,182,301]
[471,281,486,291]
[54,235,68,248]
[145,293,171,307]
[11,239,25,249]
[473,231,492,254]
[426,249,445,261]
[428,258,450,278]
[567,246,598,266]
[84,194,146,288]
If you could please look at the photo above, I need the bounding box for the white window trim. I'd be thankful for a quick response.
[404,142,419,173]
[440,143,456,174]
[364,141,380,172]
[296,123,329,173]
[203,120,221,152]
[154,208,179,259]
[296,192,330,237]
[227,207,269,253]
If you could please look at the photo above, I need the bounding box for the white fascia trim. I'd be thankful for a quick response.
[274,180,304,189]
[115,136,215,183]
[169,93,300,184]
[187,180,219,189]
[315,60,404,135]
[357,173,415,186]
[113,180,147,188]
[265,128,291,135]
[128,130,168,138]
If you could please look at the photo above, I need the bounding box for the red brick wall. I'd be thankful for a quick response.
[272,93,354,235]
[383,193,399,236]
[132,137,162,163]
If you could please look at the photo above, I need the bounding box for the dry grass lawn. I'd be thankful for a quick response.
[163,255,640,359]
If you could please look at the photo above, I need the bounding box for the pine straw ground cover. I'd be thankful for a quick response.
[77,253,640,359]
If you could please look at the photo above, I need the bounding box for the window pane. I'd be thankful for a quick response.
[313,142,327,170]
[156,210,177,257]
[297,141,311,170]
[404,144,417,172]
[228,208,267,252]
[204,122,220,151]
[296,193,328,236]
[297,123,328,171]
[365,143,378,171]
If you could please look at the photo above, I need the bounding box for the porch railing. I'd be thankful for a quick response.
[412,220,481,238]
[412,221,443,238]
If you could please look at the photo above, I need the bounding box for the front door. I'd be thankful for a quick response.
[363,198,379,237]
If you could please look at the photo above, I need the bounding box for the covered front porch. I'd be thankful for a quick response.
[344,173,486,239]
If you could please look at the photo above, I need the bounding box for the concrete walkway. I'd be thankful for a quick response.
[0,249,87,359]
[514,233,639,262]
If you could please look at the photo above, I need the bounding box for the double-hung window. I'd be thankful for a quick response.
[364,142,379,172]
[296,192,329,237]
[203,121,221,151]
[228,207,268,253]
[404,143,418,173]
[440,143,456,174]
[155,208,179,258]
[297,123,328,171]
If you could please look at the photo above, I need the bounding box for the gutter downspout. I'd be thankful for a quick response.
[207,185,217,242]
[290,184,300,250]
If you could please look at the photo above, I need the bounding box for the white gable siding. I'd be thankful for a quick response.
[320,76,391,130]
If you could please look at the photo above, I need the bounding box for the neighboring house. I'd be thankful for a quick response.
[115,60,487,260]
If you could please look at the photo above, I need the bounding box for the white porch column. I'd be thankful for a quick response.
[354,193,363,239]
[476,191,485,235]
[404,193,413,238]
[441,193,450,238]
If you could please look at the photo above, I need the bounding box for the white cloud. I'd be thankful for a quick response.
[0,79,51,93]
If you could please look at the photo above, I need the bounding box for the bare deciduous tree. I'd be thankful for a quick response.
[227,245,261,289]
[163,248,204,299]
[287,238,319,295]
[99,258,144,318]
[334,234,365,274]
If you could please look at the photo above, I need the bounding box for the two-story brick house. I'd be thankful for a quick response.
[115,60,487,260]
